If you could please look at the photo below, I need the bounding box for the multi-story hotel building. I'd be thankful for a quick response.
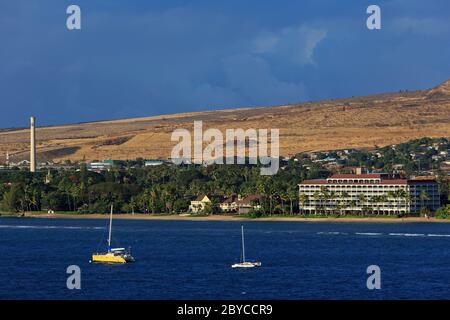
[298,173,440,215]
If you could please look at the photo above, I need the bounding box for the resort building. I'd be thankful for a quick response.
[144,160,164,166]
[298,173,440,215]
[88,160,114,172]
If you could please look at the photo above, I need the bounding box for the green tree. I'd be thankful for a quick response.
[419,190,429,216]
[298,193,308,215]
[339,192,350,216]
[1,184,24,213]
[358,193,367,216]
[287,185,298,215]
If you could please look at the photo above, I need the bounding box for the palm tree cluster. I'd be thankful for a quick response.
[0,160,309,215]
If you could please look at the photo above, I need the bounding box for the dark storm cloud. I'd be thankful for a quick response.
[0,0,449,128]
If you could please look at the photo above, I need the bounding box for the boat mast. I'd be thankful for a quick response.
[241,225,245,263]
[108,204,113,251]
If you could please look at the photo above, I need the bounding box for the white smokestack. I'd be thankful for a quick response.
[30,116,36,172]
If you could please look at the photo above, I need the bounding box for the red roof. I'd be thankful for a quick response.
[300,178,437,185]
[329,174,382,179]
[380,180,407,185]
[237,195,261,205]
[222,194,238,203]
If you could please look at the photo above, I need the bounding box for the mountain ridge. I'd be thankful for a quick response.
[1,79,449,163]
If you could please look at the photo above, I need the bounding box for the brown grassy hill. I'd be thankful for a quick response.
[1,79,449,163]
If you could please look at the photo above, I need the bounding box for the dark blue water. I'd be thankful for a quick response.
[1,217,449,300]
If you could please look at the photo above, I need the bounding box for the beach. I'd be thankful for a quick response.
[7,212,449,223]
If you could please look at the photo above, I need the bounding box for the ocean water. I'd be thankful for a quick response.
[0,217,449,300]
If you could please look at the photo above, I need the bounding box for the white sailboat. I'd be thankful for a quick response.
[91,205,135,264]
[231,226,261,268]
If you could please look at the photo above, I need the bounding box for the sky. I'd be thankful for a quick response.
[0,0,449,128]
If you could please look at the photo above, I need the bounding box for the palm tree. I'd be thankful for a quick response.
[242,166,250,183]
[348,200,357,215]
[338,192,350,216]
[387,189,406,215]
[328,190,337,215]
[379,194,388,215]
[299,193,309,215]
[288,186,298,215]
[334,202,343,217]
[358,193,367,216]
[267,182,277,215]
[161,187,175,213]
[279,190,288,214]
[320,186,330,216]
[419,190,429,216]
[368,196,378,216]
[395,189,409,216]
[312,191,321,215]
[256,179,269,214]
[403,192,412,217]
[386,191,397,216]
[129,196,137,214]
[145,186,159,214]
[70,184,82,211]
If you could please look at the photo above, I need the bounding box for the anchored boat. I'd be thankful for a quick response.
[231,225,261,268]
[91,205,134,264]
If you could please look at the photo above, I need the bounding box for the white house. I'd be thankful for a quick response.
[189,195,211,213]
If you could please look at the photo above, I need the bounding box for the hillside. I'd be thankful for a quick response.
[1,79,450,163]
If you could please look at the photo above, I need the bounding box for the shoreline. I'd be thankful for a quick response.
[3,213,449,223]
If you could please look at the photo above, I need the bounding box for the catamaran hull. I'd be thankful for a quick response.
[92,206,136,264]
[231,262,261,268]
[91,254,133,264]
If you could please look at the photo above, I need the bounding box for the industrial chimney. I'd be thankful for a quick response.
[30,116,36,172]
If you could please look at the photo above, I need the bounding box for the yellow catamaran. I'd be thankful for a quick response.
[91,205,135,264]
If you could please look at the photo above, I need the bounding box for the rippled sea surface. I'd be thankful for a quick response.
[1,217,449,300]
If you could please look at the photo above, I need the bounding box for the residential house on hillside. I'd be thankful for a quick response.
[189,194,262,214]
[236,195,262,214]
[219,194,262,214]
[189,195,212,213]
[219,194,239,213]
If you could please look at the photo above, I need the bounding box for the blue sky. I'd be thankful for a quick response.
[0,0,449,128]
